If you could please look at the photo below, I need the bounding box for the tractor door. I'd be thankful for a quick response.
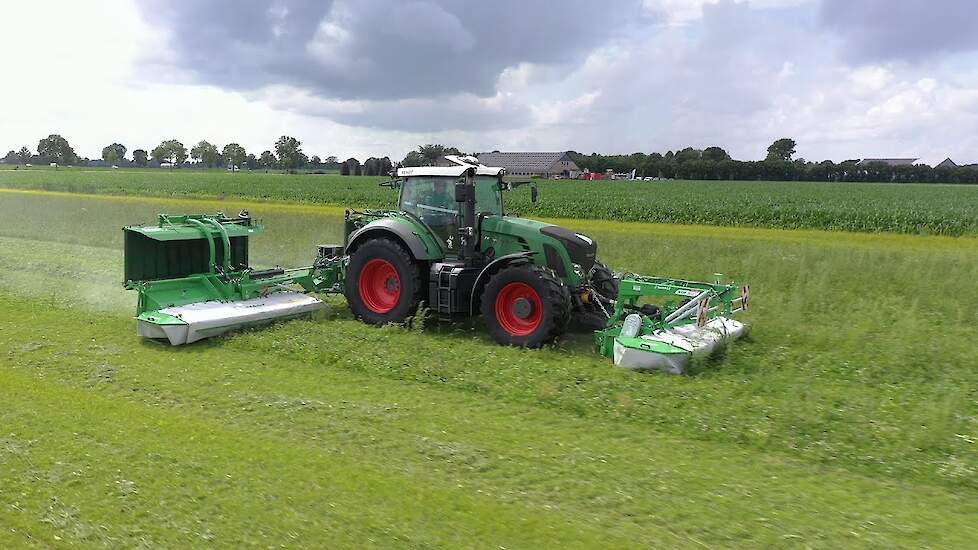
[399,176,460,254]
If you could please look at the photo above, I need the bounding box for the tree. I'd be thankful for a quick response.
[766,138,796,162]
[702,146,731,163]
[37,134,77,165]
[190,141,220,167]
[259,150,277,168]
[310,155,322,166]
[101,143,127,165]
[222,143,247,170]
[132,149,148,167]
[323,155,339,169]
[152,139,187,166]
[401,150,424,167]
[246,154,259,170]
[363,157,380,176]
[17,146,32,164]
[414,144,461,166]
[362,156,394,176]
[341,158,361,176]
[274,136,303,173]
[674,147,701,164]
[2,150,17,164]
[378,156,393,176]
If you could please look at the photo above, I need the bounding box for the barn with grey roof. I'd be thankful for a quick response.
[856,158,918,167]
[476,152,581,179]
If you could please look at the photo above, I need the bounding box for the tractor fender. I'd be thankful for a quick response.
[347,219,440,260]
[469,251,535,314]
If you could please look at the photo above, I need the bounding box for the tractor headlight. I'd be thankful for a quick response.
[573,263,584,278]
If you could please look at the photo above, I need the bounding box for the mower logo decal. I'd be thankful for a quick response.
[675,289,700,297]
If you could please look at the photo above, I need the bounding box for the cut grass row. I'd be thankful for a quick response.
[1,190,975,493]
[3,167,978,235]
[2,292,977,548]
[2,190,976,547]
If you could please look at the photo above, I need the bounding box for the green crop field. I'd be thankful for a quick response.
[3,166,978,235]
[0,188,976,547]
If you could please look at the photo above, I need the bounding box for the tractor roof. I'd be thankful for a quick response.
[396,155,505,178]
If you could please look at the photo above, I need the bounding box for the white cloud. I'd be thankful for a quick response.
[643,0,813,24]
[2,0,978,166]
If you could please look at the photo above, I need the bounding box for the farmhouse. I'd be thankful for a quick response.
[476,151,581,178]
[930,158,958,169]
[856,158,918,167]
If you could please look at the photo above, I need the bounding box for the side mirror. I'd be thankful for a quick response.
[531,185,538,204]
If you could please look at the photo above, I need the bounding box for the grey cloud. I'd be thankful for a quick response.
[551,1,816,156]
[137,0,647,102]
[258,89,530,132]
[819,0,978,63]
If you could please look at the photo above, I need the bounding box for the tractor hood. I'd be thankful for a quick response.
[490,216,597,275]
[539,225,597,273]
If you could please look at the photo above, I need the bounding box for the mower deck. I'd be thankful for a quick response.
[137,292,325,345]
[612,316,747,374]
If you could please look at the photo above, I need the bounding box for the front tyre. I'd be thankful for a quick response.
[346,238,422,324]
[481,265,570,348]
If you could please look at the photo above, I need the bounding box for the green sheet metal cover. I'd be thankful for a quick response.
[126,222,260,241]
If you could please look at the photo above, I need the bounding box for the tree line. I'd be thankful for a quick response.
[6,135,977,184]
[1,134,355,173]
[567,138,978,184]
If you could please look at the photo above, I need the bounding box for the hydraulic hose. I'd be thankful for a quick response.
[184,218,216,274]
[202,217,232,274]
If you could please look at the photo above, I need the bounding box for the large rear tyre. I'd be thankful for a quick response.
[481,265,570,348]
[346,238,422,325]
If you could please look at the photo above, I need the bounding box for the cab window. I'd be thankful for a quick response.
[474,176,503,216]
[399,176,459,252]
[399,177,457,218]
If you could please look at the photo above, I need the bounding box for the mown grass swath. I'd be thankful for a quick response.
[1,190,976,490]
[3,167,978,235]
[1,190,977,546]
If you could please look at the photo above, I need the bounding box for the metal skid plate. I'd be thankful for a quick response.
[137,291,325,345]
[613,317,747,374]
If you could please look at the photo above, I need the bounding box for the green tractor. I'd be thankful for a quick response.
[343,157,614,347]
[123,156,749,373]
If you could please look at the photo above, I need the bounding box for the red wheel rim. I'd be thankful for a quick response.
[358,259,401,313]
[494,282,543,336]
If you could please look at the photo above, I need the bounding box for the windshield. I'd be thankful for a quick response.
[400,176,504,218]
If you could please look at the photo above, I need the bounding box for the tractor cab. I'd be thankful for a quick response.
[397,160,506,256]
[396,169,504,254]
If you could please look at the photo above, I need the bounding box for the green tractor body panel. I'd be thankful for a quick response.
[480,216,589,287]
[346,210,444,259]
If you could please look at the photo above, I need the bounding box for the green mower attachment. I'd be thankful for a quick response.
[594,275,749,374]
[123,212,345,345]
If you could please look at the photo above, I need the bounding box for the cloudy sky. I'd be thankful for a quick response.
[2,0,977,163]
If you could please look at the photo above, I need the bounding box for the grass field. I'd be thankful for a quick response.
[1,189,976,547]
[3,166,978,235]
